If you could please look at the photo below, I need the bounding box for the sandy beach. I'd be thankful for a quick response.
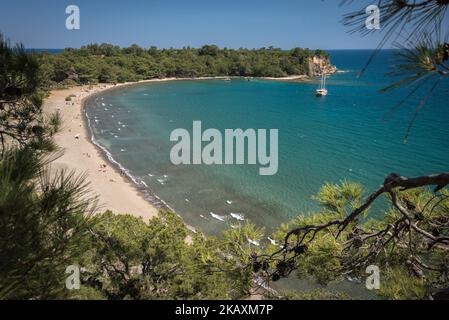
[44,81,174,220]
[44,77,245,222]
[259,75,311,82]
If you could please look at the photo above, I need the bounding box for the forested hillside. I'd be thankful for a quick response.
[36,44,333,87]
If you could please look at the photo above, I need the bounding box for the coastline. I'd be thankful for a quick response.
[259,75,312,82]
[44,76,313,220]
[44,80,181,221]
[44,75,316,225]
[45,77,261,225]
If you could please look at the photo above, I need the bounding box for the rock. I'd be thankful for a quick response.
[308,55,337,77]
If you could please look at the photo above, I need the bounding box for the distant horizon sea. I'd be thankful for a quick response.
[85,50,449,236]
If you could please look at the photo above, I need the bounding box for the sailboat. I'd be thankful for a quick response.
[316,73,328,97]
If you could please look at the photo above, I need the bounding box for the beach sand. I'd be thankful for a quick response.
[44,82,165,220]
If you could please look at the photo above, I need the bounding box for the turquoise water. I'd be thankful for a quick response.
[86,50,449,235]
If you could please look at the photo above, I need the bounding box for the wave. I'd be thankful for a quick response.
[84,105,175,212]
[210,212,226,222]
[230,213,245,221]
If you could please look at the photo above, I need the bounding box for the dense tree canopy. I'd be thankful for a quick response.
[74,211,261,300]
[254,180,449,300]
[36,44,330,88]
[0,35,60,153]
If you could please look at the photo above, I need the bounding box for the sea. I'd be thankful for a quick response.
[85,50,449,238]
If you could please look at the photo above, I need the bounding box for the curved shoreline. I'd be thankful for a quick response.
[45,80,178,221]
[45,77,246,226]
[81,78,248,231]
[45,75,313,226]
[83,99,175,213]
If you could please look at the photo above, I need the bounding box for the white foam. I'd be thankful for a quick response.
[247,239,260,246]
[226,200,233,205]
[85,105,176,214]
[230,213,245,221]
[210,212,226,222]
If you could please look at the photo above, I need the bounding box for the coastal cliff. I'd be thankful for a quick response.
[308,55,337,76]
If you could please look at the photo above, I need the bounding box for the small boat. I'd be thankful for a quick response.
[316,72,328,97]
[224,77,231,82]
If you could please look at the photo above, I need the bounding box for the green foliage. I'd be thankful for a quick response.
[379,267,427,300]
[312,180,364,215]
[75,211,260,300]
[0,36,98,299]
[0,34,61,152]
[0,148,97,299]
[261,181,449,300]
[38,45,331,87]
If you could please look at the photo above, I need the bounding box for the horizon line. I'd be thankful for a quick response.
[27,47,397,51]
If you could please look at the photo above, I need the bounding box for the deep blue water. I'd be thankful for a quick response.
[86,50,449,235]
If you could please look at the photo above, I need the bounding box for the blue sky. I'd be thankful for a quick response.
[0,0,388,49]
